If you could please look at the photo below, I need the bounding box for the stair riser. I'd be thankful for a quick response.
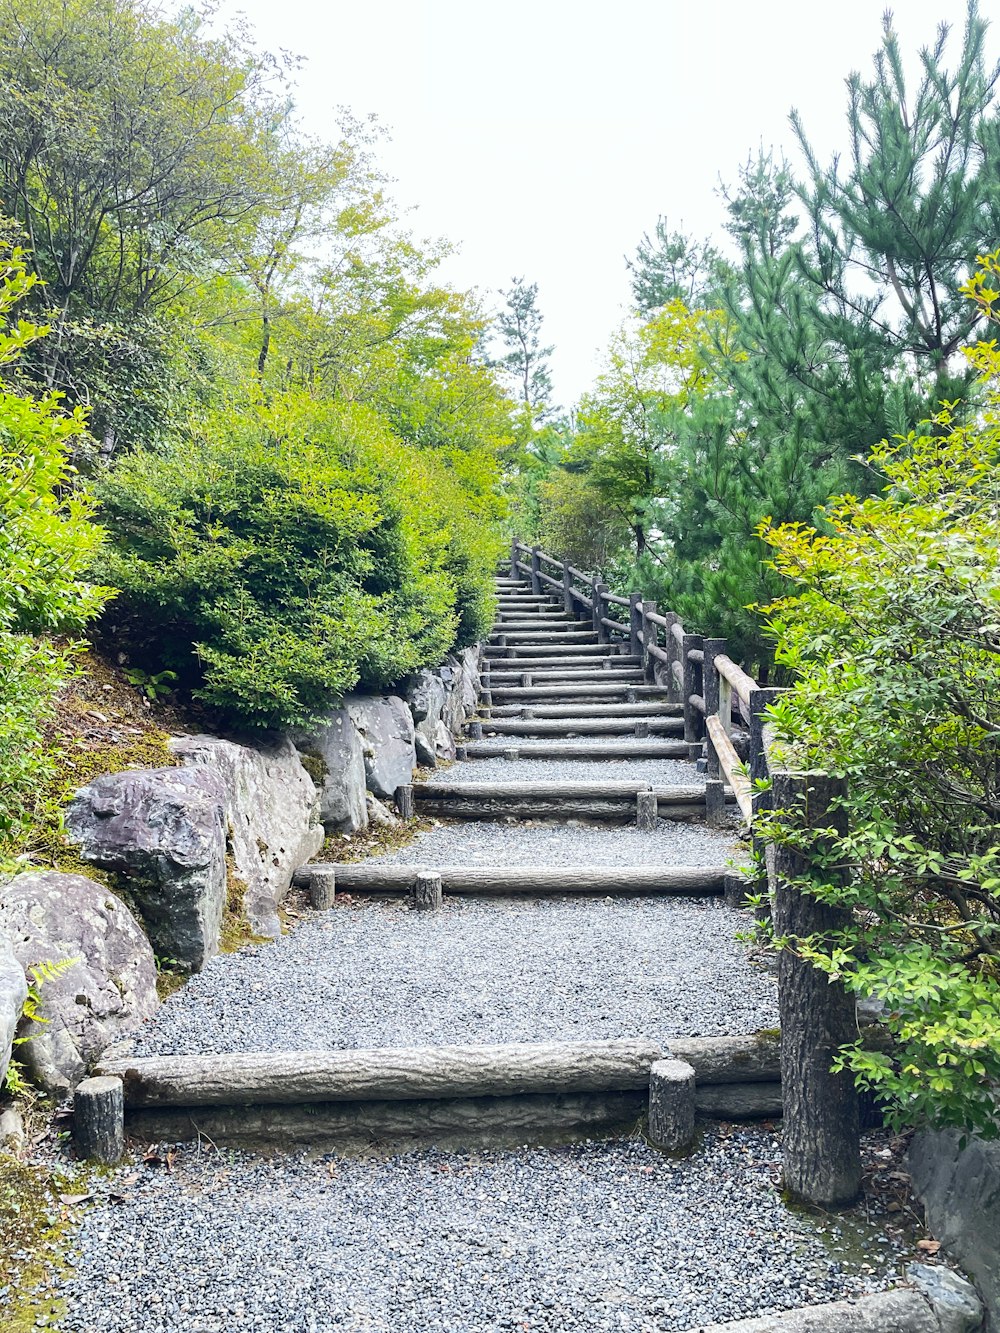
[491,688,671,702]
[485,644,623,657]
[463,742,689,759]
[415,797,705,823]
[488,703,681,718]
[480,720,684,737]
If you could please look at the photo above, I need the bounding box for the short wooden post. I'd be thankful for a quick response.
[634,719,650,738]
[413,871,443,912]
[636,790,658,831]
[723,870,751,910]
[74,1076,125,1165]
[562,562,573,615]
[628,591,643,657]
[455,744,468,760]
[309,866,336,910]
[648,1059,696,1152]
[395,784,414,819]
[602,657,612,671]
[521,672,533,688]
[502,747,519,761]
[681,632,703,759]
[520,707,534,720]
[468,720,483,739]
[642,600,657,683]
[530,545,542,595]
[771,770,860,1207]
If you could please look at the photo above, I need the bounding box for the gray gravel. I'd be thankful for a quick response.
[131,897,776,1057]
[57,1130,912,1333]
[445,756,704,784]
[362,819,739,869]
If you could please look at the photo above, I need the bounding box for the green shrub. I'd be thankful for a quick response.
[0,231,108,856]
[94,391,501,730]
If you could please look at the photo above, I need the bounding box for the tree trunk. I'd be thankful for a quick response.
[771,770,861,1206]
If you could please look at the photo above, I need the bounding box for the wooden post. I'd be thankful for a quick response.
[74,1075,125,1165]
[455,744,468,760]
[521,672,533,688]
[664,612,681,699]
[562,562,574,616]
[648,1059,696,1152]
[309,866,336,910]
[629,591,643,657]
[530,545,542,595]
[502,747,519,761]
[749,686,784,888]
[681,632,703,759]
[636,790,658,831]
[394,784,414,819]
[591,575,602,638]
[634,719,650,738]
[771,770,861,1207]
[703,637,727,826]
[642,600,657,683]
[509,538,519,580]
[468,720,483,739]
[413,871,443,912]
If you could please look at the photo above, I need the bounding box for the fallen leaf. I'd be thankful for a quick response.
[917,1239,941,1255]
[59,1193,93,1206]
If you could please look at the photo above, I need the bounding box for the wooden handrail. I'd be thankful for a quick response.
[715,654,757,709]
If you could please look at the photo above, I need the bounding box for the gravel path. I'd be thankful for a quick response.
[361,819,738,869]
[131,897,776,1057]
[56,1130,912,1333]
[442,756,705,784]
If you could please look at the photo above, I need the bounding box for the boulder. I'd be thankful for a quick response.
[365,793,400,828]
[406,669,446,726]
[0,929,27,1090]
[170,735,324,938]
[294,707,368,835]
[415,717,457,767]
[66,767,227,972]
[0,872,158,1094]
[347,695,416,801]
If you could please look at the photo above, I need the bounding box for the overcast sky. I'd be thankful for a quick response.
[219,1,989,406]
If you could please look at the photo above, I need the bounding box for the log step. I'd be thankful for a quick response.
[490,628,597,642]
[485,642,623,657]
[491,684,672,701]
[480,717,684,737]
[492,618,585,631]
[463,740,690,759]
[484,654,643,671]
[485,669,644,684]
[98,1039,665,1108]
[488,702,682,718]
[311,863,728,896]
[414,780,706,822]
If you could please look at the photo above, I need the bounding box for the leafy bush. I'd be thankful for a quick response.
[94,391,502,730]
[758,256,1000,1137]
[0,232,108,855]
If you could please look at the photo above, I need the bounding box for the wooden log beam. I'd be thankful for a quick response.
[98,1039,666,1108]
[320,864,728,896]
[462,741,690,760]
[667,1033,781,1085]
[715,654,758,709]
[481,718,682,737]
[706,714,753,821]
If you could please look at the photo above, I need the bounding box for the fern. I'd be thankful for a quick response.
[4,955,80,1093]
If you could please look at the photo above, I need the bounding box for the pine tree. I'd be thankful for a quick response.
[492,277,556,420]
[626,220,725,315]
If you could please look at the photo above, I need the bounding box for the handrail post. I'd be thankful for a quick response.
[703,637,727,825]
[641,600,657,683]
[664,612,680,702]
[509,538,519,581]
[628,591,643,658]
[681,631,703,760]
[749,685,784,887]
[562,562,573,617]
[530,545,541,595]
[593,579,609,642]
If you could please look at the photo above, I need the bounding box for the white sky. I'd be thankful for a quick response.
[219,0,988,406]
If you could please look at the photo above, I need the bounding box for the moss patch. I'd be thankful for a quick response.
[0,1151,89,1330]
[219,854,272,953]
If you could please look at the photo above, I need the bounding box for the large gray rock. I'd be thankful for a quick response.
[0,928,27,1090]
[0,872,158,1094]
[294,708,368,834]
[170,735,323,938]
[909,1128,1000,1328]
[347,695,416,800]
[66,767,227,972]
[406,669,446,726]
[440,648,481,734]
[415,717,457,767]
